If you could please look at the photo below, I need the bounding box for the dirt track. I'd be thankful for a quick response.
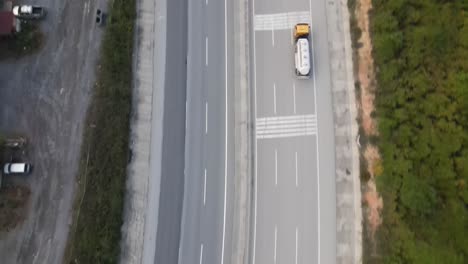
[0,0,105,263]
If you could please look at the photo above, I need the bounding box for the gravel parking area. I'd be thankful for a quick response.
[0,0,104,263]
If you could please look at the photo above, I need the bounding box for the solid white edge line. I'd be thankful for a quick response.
[252,0,258,264]
[205,37,209,66]
[204,169,207,205]
[295,152,298,187]
[309,0,321,262]
[252,0,258,262]
[200,243,204,264]
[274,225,278,263]
[275,149,278,186]
[220,0,227,262]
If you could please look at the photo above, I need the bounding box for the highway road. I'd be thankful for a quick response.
[250,0,336,263]
[152,0,188,262]
[178,0,235,263]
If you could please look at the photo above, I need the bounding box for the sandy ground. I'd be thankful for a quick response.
[354,0,383,240]
[0,0,104,263]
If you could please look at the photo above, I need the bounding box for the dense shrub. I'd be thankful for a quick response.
[66,0,135,263]
[369,0,468,263]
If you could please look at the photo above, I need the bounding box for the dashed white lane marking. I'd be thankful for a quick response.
[256,114,317,139]
[274,225,278,264]
[272,25,275,46]
[203,169,207,205]
[275,149,278,186]
[293,82,296,114]
[205,102,208,134]
[199,244,204,264]
[273,83,277,114]
[205,37,209,66]
[254,11,311,31]
[295,152,298,187]
[295,227,298,264]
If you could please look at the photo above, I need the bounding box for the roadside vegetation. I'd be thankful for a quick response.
[0,22,43,60]
[363,0,468,263]
[64,0,135,262]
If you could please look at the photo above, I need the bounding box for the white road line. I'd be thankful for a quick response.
[308,0,321,262]
[257,127,317,135]
[274,226,278,264]
[221,0,228,261]
[273,83,277,114]
[254,11,311,31]
[275,149,278,186]
[200,244,204,264]
[272,26,275,46]
[252,0,258,261]
[293,82,296,114]
[295,152,298,187]
[257,132,317,139]
[203,169,207,205]
[206,0,208,5]
[295,227,298,264]
[256,114,318,139]
[257,125,317,132]
[205,37,209,66]
[256,114,317,123]
[205,102,208,134]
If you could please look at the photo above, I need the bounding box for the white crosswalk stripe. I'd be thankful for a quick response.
[256,114,317,139]
[254,11,311,31]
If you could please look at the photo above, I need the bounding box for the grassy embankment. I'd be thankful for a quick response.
[64,0,136,262]
[358,0,467,263]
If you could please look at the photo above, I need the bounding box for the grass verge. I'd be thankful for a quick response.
[64,0,136,263]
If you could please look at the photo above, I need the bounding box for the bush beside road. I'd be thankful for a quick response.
[369,0,468,263]
[64,0,136,262]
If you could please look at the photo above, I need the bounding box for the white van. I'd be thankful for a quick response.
[3,163,31,175]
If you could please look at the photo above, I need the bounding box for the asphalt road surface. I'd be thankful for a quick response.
[250,0,336,263]
[152,0,187,262]
[178,0,235,263]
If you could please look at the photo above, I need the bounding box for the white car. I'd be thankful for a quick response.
[3,163,31,175]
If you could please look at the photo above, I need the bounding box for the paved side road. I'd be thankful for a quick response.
[0,0,105,263]
[325,0,362,263]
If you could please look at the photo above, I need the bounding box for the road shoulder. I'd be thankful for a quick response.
[119,0,167,262]
[325,0,362,263]
[230,0,252,263]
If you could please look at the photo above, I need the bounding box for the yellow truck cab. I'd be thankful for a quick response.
[293,23,311,79]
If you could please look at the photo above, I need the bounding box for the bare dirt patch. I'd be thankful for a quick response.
[0,185,30,232]
[356,0,377,136]
[353,0,383,244]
